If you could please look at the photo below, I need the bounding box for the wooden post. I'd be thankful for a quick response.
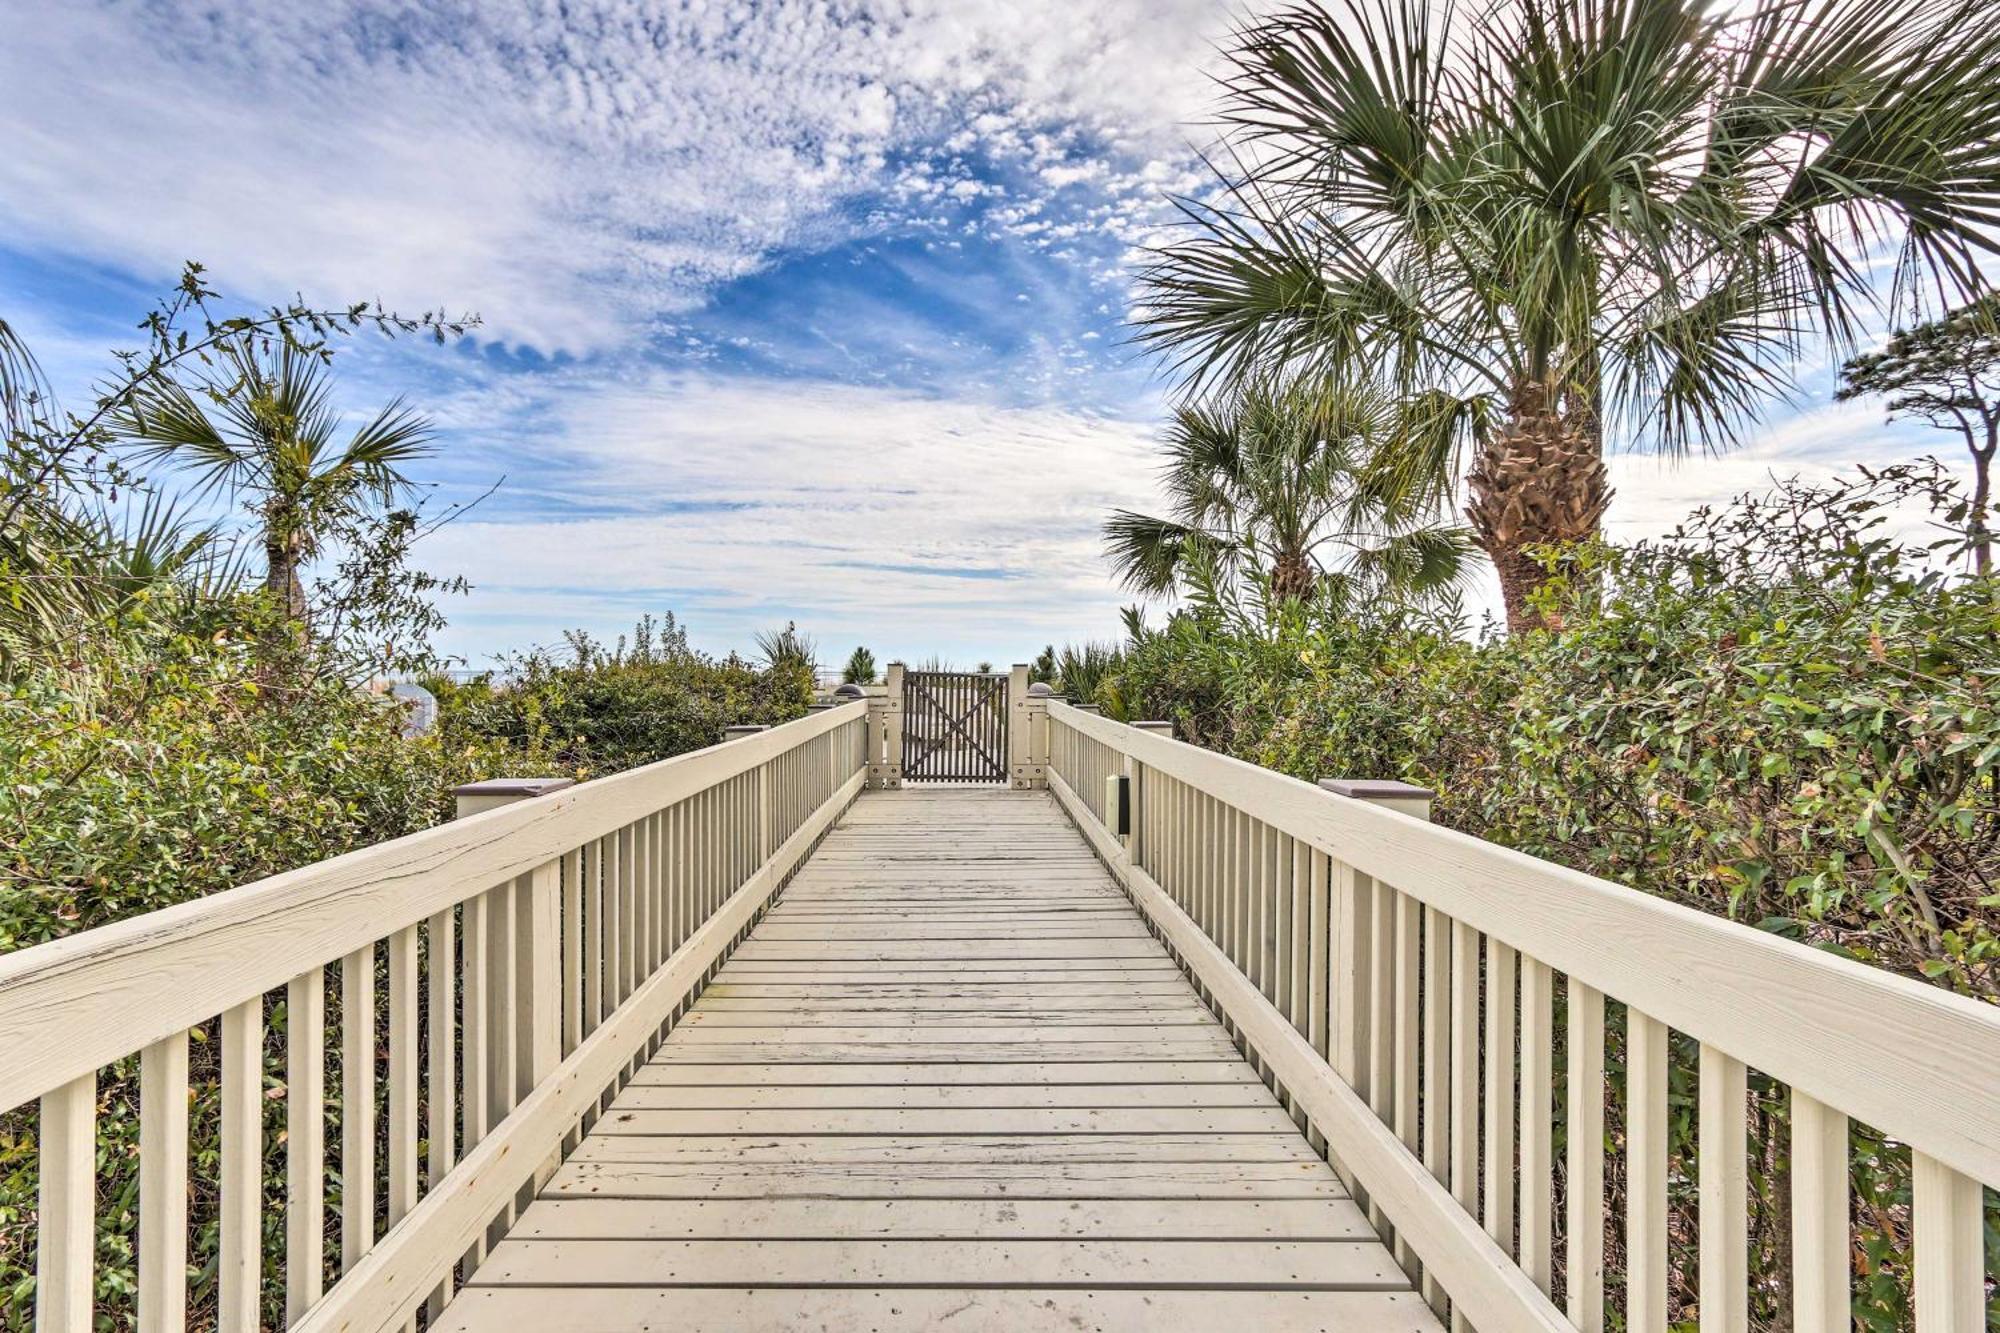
[1014,680,1052,789]
[881,662,905,788]
[1008,665,1032,789]
[452,776,575,819]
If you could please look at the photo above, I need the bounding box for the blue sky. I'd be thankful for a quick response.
[0,0,1955,670]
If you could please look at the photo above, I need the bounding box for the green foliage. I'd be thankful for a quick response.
[1052,641,1128,717]
[1111,463,2000,1326]
[431,614,816,780]
[841,645,878,685]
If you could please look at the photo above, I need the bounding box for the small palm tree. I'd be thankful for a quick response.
[119,340,434,622]
[842,645,878,684]
[755,622,819,673]
[1105,373,1473,608]
[1137,0,2000,629]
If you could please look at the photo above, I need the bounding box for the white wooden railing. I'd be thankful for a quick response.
[1044,701,1999,1333]
[0,701,871,1333]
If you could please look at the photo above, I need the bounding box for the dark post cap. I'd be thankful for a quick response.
[833,682,866,699]
[1026,681,1054,698]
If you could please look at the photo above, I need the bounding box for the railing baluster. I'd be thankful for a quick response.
[1519,957,1554,1294]
[633,816,652,995]
[219,999,261,1333]
[523,859,561,1188]
[37,1071,97,1333]
[585,838,604,1033]
[1565,977,1606,1331]
[286,969,325,1323]
[1448,918,1480,1333]
[1484,939,1518,1255]
[1790,1089,1850,1329]
[491,883,519,1121]
[424,911,456,1319]
[1627,1009,1669,1332]
[388,925,419,1235]
[561,847,583,1057]
[1366,873,1395,1234]
[1392,887,1421,1277]
[1697,1042,1747,1333]
[1421,906,1450,1315]
[1912,1151,1984,1333]
[340,944,376,1270]
[460,887,490,1269]
[138,1032,189,1333]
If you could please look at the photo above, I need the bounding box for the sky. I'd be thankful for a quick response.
[0,0,1960,671]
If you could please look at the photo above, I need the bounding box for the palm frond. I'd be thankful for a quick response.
[1103,510,1206,597]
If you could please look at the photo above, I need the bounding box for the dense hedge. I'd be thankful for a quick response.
[426,619,816,781]
[1107,465,1999,1328]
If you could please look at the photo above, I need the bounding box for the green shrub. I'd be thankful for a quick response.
[429,613,815,780]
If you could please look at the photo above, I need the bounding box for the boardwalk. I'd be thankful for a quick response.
[436,787,1440,1331]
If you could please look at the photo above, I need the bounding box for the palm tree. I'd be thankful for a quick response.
[1136,0,2000,630]
[842,645,879,684]
[1104,373,1474,609]
[118,340,434,622]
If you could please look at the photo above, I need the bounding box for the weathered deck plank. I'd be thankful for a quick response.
[437,787,1439,1333]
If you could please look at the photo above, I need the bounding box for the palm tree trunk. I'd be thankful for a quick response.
[1270,550,1316,602]
[263,531,307,622]
[1466,380,1612,632]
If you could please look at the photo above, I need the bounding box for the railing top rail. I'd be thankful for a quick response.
[1048,700,2000,1187]
[0,700,867,1114]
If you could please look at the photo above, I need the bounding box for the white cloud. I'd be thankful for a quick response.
[419,369,1165,664]
[0,0,1237,355]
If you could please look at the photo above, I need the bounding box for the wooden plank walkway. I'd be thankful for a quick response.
[437,787,1441,1332]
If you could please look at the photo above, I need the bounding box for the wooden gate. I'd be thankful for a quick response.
[901,670,1010,783]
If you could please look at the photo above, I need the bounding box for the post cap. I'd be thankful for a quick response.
[833,682,866,700]
[723,724,769,739]
[1317,778,1436,802]
[1073,703,1102,715]
[1026,681,1055,698]
[449,777,575,800]
[1132,720,1174,737]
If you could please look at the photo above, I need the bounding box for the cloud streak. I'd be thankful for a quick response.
[0,1,1235,354]
[416,369,1164,663]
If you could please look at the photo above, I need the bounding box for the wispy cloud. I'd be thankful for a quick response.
[415,369,1164,664]
[0,1,1234,355]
